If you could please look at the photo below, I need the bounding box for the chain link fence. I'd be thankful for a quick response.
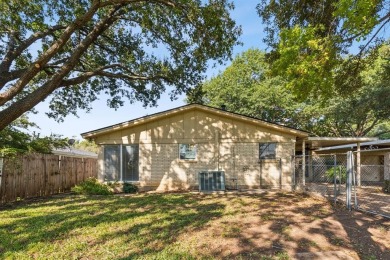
[293,154,347,203]
[353,152,389,217]
[293,152,389,218]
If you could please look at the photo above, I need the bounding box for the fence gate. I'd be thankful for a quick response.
[293,152,389,218]
[348,151,390,218]
[293,154,347,204]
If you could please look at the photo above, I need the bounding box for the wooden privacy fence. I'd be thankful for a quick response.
[0,154,97,204]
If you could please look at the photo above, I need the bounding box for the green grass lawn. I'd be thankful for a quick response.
[0,192,388,260]
[0,193,227,259]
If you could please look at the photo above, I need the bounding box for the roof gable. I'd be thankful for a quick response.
[81,104,309,139]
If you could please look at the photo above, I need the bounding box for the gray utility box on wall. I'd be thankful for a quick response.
[198,171,225,191]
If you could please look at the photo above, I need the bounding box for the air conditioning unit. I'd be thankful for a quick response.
[198,171,225,191]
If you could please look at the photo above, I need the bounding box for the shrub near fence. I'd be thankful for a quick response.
[0,153,97,204]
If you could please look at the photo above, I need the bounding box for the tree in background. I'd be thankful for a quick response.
[188,47,390,137]
[257,0,390,99]
[74,139,99,153]
[0,116,68,155]
[186,49,310,129]
[314,45,390,137]
[0,0,241,131]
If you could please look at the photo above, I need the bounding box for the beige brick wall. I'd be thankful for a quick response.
[95,109,297,191]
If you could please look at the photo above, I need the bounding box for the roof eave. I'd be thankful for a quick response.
[81,104,309,139]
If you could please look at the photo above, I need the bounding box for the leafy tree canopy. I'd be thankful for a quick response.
[0,115,68,155]
[74,139,99,153]
[257,0,390,99]
[0,0,241,131]
[188,47,390,137]
[315,44,390,137]
[187,49,309,128]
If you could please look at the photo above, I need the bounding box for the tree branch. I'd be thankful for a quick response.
[358,17,390,56]
[361,118,381,136]
[99,0,180,9]
[0,68,28,86]
[373,129,390,137]
[0,0,102,106]
[0,5,123,130]
[0,25,66,77]
[60,64,169,86]
[343,12,390,44]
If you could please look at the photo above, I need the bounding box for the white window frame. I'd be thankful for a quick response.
[179,144,197,160]
[103,144,139,182]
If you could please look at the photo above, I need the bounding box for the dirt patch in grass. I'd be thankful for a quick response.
[0,192,388,259]
[174,192,389,259]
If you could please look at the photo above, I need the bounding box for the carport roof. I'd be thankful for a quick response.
[296,137,378,152]
[315,139,390,152]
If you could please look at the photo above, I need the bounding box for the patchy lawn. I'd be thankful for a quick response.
[0,192,389,259]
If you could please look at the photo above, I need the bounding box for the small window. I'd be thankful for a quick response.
[179,144,197,160]
[259,143,276,159]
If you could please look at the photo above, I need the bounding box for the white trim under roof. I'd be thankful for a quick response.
[316,139,389,152]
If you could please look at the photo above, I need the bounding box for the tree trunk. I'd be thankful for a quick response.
[0,6,120,131]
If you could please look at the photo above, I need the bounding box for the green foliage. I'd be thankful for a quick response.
[0,115,68,155]
[325,166,347,184]
[123,183,139,194]
[257,0,390,99]
[73,139,99,153]
[314,45,390,136]
[274,25,337,98]
[71,178,113,195]
[0,0,241,131]
[188,49,308,129]
[190,47,390,137]
[383,180,390,193]
[368,122,390,139]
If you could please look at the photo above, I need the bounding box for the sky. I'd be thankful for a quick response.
[28,2,266,139]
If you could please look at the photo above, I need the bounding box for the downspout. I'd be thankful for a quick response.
[215,130,220,171]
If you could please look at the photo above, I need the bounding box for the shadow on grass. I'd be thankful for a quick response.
[0,193,224,258]
[187,192,389,260]
[1,191,388,259]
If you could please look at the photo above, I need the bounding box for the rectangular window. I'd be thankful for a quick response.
[179,144,197,160]
[259,143,277,159]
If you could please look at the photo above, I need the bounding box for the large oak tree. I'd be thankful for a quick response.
[0,0,241,131]
[188,47,390,137]
[257,0,390,98]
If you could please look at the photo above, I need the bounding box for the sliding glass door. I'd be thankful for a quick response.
[103,145,139,182]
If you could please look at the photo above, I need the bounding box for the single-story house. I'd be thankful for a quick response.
[81,104,309,191]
